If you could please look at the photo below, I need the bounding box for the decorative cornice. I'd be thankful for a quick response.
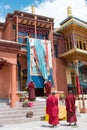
[56,16,87,32]
[0,40,21,53]
[59,48,87,57]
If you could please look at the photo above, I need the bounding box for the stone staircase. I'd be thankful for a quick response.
[0,97,46,126]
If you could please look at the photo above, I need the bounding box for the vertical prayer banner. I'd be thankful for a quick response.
[27,38,53,88]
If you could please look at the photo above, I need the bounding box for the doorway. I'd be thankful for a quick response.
[22,69,44,96]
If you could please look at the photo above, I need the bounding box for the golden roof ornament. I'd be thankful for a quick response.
[67,6,73,17]
[31,5,35,14]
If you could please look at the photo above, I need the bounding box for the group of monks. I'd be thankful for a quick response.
[28,80,77,127]
[46,90,77,127]
[28,80,52,100]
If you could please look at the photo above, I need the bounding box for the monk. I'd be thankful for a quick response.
[28,80,36,101]
[46,91,59,127]
[65,90,77,126]
[44,80,51,97]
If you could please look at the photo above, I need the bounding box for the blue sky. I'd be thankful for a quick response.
[0,0,87,27]
[0,0,42,17]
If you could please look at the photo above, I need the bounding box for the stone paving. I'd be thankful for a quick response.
[0,113,87,130]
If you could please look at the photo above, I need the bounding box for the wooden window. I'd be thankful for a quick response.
[66,38,72,50]
[76,36,87,50]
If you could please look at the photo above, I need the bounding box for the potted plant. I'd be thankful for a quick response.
[22,100,29,107]
[26,111,33,118]
[40,116,45,121]
[19,95,25,102]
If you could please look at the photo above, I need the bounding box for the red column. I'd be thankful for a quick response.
[76,74,81,95]
[11,64,16,108]
[74,61,81,95]
[49,24,57,89]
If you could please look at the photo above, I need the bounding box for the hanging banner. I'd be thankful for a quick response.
[27,38,53,88]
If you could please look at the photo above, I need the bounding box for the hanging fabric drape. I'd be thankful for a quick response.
[26,37,54,88]
[34,39,48,81]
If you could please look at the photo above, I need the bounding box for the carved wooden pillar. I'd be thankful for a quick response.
[49,24,54,55]
[73,60,81,94]
[71,32,76,48]
[16,16,18,42]
[11,64,16,108]
[35,16,37,38]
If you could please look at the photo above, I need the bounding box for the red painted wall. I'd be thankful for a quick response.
[0,63,11,98]
[56,58,68,95]
[3,21,15,41]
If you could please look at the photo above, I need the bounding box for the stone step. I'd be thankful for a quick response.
[0,103,46,109]
[0,98,9,101]
[0,115,43,126]
[0,109,45,116]
[0,107,46,113]
[0,109,45,114]
[0,112,45,119]
[0,98,46,125]
[0,101,46,107]
[0,102,46,105]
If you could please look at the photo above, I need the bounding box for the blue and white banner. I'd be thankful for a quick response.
[26,38,53,88]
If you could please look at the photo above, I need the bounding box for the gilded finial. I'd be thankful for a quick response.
[31,5,35,14]
[67,6,73,17]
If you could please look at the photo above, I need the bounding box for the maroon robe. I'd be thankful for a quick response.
[28,81,36,100]
[46,95,59,125]
[44,81,51,97]
[65,94,77,123]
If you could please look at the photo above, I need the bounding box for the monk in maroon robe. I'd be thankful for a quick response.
[65,90,77,126]
[44,80,51,97]
[46,91,59,127]
[28,81,36,100]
